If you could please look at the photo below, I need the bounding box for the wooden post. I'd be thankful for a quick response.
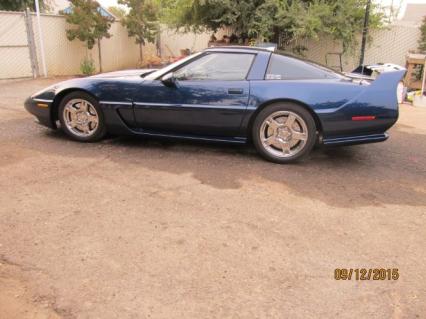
[97,38,102,73]
[359,0,371,67]
[24,8,39,78]
[422,57,426,95]
[35,0,47,77]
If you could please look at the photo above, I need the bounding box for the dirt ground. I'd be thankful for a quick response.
[0,77,425,319]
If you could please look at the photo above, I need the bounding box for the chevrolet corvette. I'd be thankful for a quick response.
[25,46,405,163]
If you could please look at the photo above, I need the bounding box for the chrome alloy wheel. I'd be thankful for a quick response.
[63,99,99,137]
[259,111,308,158]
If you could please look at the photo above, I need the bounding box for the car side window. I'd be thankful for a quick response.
[265,54,334,80]
[174,53,254,81]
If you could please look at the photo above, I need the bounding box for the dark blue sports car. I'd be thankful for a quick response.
[25,46,405,163]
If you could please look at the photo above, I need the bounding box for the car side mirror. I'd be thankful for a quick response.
[161,72,177,87]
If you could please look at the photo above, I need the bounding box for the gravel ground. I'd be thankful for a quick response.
[0,77,425,319]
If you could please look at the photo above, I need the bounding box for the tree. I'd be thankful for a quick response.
[0,0,51,12]
[118,0,160,63]
[419,16,426,53]
[158,0,384,53]
[63,0,113,73]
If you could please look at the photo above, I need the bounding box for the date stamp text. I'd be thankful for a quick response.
[334,268,399,281]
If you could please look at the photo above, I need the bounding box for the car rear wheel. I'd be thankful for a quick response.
[58,91,106,142]
[252,103,316,163]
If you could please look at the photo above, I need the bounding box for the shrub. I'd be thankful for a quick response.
[80,57,96,75]
[419,16,426,53]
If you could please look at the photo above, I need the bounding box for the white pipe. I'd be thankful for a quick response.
[35,0,47,77]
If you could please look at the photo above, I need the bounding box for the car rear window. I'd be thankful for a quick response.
[265,53,341,80]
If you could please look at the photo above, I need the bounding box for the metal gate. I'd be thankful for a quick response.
[0,10,38,79]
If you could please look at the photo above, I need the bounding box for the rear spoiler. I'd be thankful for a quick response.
[349,69,406,111]
[368,69,406,89]
[345,69,406,83]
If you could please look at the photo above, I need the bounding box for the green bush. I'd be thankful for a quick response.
[80,57,96,76]
[419,16,426,53]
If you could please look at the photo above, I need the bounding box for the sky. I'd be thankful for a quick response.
[97,0,123,8]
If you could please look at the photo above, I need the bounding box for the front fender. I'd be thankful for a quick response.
[31,77,142,130]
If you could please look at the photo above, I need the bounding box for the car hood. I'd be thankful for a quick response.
[89,69,158,79]
[30,69,159,100]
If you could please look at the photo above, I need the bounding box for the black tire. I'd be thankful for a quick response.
[252,102,317,164]
[58,91,106,142]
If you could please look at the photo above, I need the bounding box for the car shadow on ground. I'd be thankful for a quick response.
[3,117,426,209]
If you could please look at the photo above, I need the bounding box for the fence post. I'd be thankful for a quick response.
[24,8,39,78]
[35,0,47,77]
[156,28,161,57]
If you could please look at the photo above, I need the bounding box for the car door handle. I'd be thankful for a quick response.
[228,88,244,95]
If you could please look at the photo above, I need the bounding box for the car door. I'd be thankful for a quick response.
[133,52,255,137]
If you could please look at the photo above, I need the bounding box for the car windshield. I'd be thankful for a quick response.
[144,52,203,80]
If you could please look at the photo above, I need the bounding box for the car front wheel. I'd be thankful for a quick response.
[252,103,316,163]
[58,91,106,142]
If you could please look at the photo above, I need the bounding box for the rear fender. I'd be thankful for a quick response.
[320,69,406,138]
[355,69,406,110]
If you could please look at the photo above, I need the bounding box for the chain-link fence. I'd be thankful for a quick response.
[0,9,421,79]
[0,10,158,79]
[29,13,158,76]
[365,24,420,67]
[0,10,214,79]
[284,24,420,72]
[0,10,218,80]
[0,10,35,79]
